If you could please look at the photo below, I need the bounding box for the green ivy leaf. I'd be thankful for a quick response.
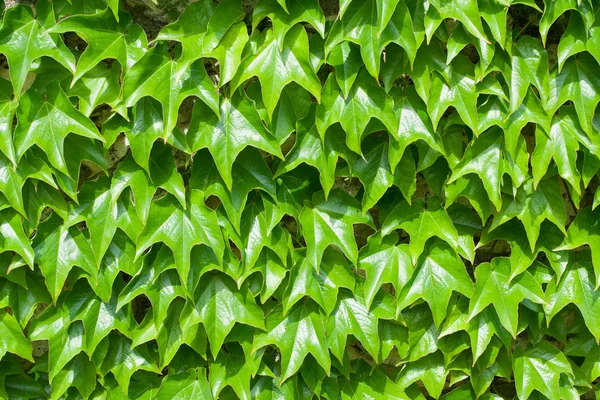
[397,241,473,327]
[390,86,444,168]
[441,298,512,366]
[0,78,15,165]
[254,301,331,383]
[428,0,488,42]
[0,3,75,97]
[156,0,243,67]
[396,351,447,398]
[427,56,478,134]
[239,193,288,270]
[328,42,363,99]
[539,0,594,46]
[187,92,283,190]
[557,12,600,70]
[513,341,573,400]
[551,53,600,135]
[489,177,567,252]
[148,141,187,209]
[0,209,33,267]
[557,207,600,288]
[382,197,459,264]
[68,62,120,117]
[65,176,138,264]
[327,289,380,362]
[14,82,104,174]
[358,232,413,310]
[117,250,185,327]
[183,273,265,357]
[49,9,147,84]
[230,24,321,119]
[350,137,395,212]
[299,189,373,268]
[111,156,156,224]
[122,42,219,141]
[276,105,355,198]
[469,258,546,336]
[155,369,213,399]
[0,310,32,362]
[380,0,420,65]
[192,148,277,232]
[316,71,398,155]
[339,359,410,399]
[32,213,97,303]
[209,343,252,399]
[208,21,249,87]
[253,0,325,49]
[64,280,135,356]
[326,0,381,78]
[136,191,225,288]
[52,353,96,400]
[48,321,85,381]
[510,36,549,112]
[544,255,600,341]
[448,127,509,211]
[283,248,354,316]
[99,335,160,394]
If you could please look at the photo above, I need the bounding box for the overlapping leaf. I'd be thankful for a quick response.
[0,0,599,398]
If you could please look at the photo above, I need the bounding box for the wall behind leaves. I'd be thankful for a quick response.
[0,0,599,398]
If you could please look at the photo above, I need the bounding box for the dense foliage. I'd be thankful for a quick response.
[0,0,599,398]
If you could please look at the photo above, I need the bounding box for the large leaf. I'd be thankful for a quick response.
[32,213,97,303]
[513,341,573,400]
[299,189,373,268]
[254,302,331,383]
[316,71,398,155]
[187,92,283,190]
[397,241,473,327]
[136,191,225,288]
[0,2,75,97]
[13,82,103,174]
[182,273,265,357]
[122,43,219,140]
[469,258,546,336]
[230,24,321,119]
[49,9,147,84]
